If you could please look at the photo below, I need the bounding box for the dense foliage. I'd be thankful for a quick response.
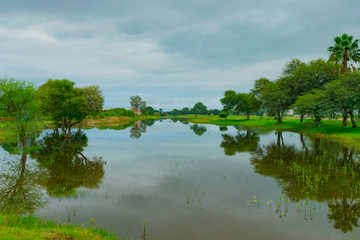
[38,79,104,137]
[220,33,360,126]
[99,108,135,118]
[0,78,39,144]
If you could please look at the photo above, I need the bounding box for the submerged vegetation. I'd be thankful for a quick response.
[220,127,360,233]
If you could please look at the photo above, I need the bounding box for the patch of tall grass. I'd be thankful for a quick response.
[0,214,118,240]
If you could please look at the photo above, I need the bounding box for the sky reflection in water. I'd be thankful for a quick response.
[1,119,360,239]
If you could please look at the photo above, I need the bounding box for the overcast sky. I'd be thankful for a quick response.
[1,0,359,110]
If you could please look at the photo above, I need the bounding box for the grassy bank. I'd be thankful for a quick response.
[0,214,117,240]
[0,115,162,142]
[182,115,360,147]
[81,115,161,129]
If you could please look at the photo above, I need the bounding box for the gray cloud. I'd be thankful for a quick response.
[0,0,359,110]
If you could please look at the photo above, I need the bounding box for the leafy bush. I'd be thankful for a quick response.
[219,111,228,118]
[100,108,135,118]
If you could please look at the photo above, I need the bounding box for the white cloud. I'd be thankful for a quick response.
[0,0,360,110]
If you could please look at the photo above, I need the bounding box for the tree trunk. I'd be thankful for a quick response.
[20,132,26,151]
[314,117,321,126]
[300,134,305,148]
[276,131,283,147]
[61,137,71,148]
[246,128,250,137]
[53,128,59,135]
[343,146,349,163]
[342,112,348,127]
[314,138,320,155]
[246,112,250,120]
[61,119,72,138]
[300,115,304,123]
[277,111,282,123]
[349,111,357,128]
[277,132,281,147]
[343,55,348,73]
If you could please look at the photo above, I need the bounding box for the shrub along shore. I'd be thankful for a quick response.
[183,115,360,148]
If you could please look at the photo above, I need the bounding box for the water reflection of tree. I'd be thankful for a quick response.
[130,120,155,139]
[249,131,360,232]
[190,124,207,136]
[30,131,105,197]
[0,137,45,214]
[328,198,360,233]
[220,128,259,156]
[219,126,228,132]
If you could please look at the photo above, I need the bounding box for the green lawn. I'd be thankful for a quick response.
[182,115,360,147]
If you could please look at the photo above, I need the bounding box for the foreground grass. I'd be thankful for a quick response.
[182,115,360,147]
[0,214,117,240]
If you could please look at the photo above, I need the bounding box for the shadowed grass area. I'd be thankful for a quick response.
[181,115,360,147]
[0,214,118,240]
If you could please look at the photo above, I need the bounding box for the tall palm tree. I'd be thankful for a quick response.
[328,33,360,74]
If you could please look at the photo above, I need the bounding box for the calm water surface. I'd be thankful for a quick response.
[1,119,360,239]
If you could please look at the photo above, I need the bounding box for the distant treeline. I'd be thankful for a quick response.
[128,96,221,117]
[166,102,220,117]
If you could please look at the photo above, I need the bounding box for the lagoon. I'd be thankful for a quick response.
[1,119,360,239]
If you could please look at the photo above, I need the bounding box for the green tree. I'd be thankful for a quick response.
[259,79,292,123]
[191,102,207,117]
[142,106,156,115]
[170,109,181,116]
[281,59,338,122]
[0,78,39,144]
[130,95,146,110]
[181,107,190,115]
[282,58,305,76]
[220,90,238,112]
[219,110,228,118]
[220,91,259,120]
[237,93,260,120]
[83,85,104,117]
[38,79,103,137]
[292,89,328,126]
[326,73,360,128]
[328,33,360,74]
[251,77,271,97]
[208,109,220,115]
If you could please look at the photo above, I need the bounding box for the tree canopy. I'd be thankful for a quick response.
[220,91,259,120]
[38,79,104,137]
[328,33,360,74]
[191,102,208,117]
[130,95,146,110]
[0,78,39,142]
